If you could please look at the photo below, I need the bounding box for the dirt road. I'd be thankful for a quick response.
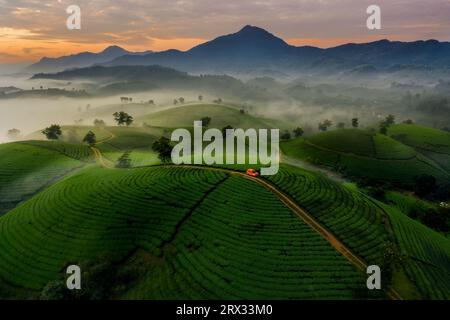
[90,145,402,300]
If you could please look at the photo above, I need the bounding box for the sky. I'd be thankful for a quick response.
[1,0,449,63]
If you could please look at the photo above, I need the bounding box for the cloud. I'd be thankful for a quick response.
[0,52,18,58]
[0,0,449,61]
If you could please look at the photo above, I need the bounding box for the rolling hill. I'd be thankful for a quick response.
[137,103,287,130]
[31,66,273,100]
[27,46,151,73]
[0,119,449,299]
[0,165,380,299]
[0,141,91,215]
[388,124,450,172]
[281,129,450,187]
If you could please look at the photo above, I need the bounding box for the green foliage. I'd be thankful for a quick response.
[268,165,389,265]
[293,127,304,137]
[152,137,173,163]
[318,119,333,131]
[82,131,96,146]
[0,142,86,214]
[280,131,291,140]
[7,128,21,140]
[382,203,450,299]
[200,116,211,127]
[93,119,106,127]
[0,167,227,290]
[42,124,62,140]
[123,176,374,299]
[414,174,437,197]
[113,111,134,126]
[115,151,132,168]
[281,129,449,188]
[137,104,285,130]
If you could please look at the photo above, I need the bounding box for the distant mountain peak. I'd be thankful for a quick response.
[239,25,268,33]
[101,45,127,54]
[234,25,283,40]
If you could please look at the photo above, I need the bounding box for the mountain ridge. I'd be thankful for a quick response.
[27,25,450,75]
[27,45,152,73]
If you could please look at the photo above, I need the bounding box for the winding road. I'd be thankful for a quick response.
[90,135,403,300]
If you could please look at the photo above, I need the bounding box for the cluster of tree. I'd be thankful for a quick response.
[113,112,133,126]
[120,97,133,104]
[116,151,132,168]
[200,117,211,127]
[293,127,304,137]
[152,137,173,162]
[281,132,291,140]
[42,125,62,140]
[82,131,96,146]
[93,119,106,127]
[408,205,449,234]
[7,128,21,140]
[316,118,359,132]
[173,97,185,105]
[414,174,437,197]
[213,98,222,104]
[318,120,333,132]
[271,127,305,141]
[379,114,395,135]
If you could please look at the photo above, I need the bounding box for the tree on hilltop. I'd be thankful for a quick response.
[113,111,133,126]
[42,125,62,140]
[293,127,304,137]
[318,120,333,132]
[83,131,97,146]
[201,117,211,127]
[7,128,21,140]
[152,137,173,163]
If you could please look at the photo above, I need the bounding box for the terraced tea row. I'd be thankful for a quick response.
[123,176,373,299]
[0,167,226,289]
[19,140,93,161]
[382,203,450,299]
[0,142,86,215]
[282,130,449,185]
[267,165,390,265]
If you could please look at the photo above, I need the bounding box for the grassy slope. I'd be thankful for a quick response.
[137,103,285,130]
[0,142,88,215]
[0,167,372,299]
[96,126,163,166]
[282,129,449,186]
[381,203,450,299]
[26,126,112,142]
[268,165,450,299]
[388,124,450,172]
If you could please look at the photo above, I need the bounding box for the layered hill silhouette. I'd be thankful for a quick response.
[101,25,450,73]
[27,25,450,75]
[27,45,151,73]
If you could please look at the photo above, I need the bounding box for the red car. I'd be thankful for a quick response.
[246,168,260,177]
